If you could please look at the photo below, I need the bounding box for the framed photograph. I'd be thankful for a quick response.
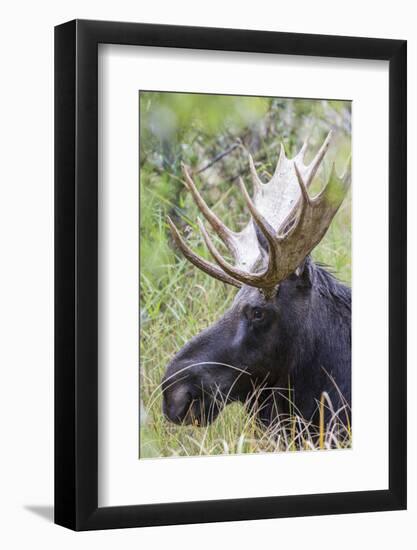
[55,19,407,530]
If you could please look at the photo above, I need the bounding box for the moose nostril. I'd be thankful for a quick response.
[164,386,193,424]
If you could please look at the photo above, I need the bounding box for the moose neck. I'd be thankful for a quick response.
[267,262,351,423]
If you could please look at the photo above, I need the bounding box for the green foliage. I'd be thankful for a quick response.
[139,93,352,457]
[140,166,176,287]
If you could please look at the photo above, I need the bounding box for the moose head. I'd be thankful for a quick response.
[162,132,351,428]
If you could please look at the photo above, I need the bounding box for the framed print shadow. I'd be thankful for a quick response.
[55,20,407,530]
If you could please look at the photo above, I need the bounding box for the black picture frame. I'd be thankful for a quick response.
[55,19,407,531]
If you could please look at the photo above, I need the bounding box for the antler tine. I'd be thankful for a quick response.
[297,136,310,162]
[306,130,333,184]
[247,152,263,195]
[236,176,281,277]
[237,177,276,245]
[276,164,311,241]
[293,163,313,207]
[280,160,349,260]
[313,157,351,206]
[197,218,278,289]
[167,217,242,288]
[276,131,334,235]
[181,164,237,256]
[271,143,286,177]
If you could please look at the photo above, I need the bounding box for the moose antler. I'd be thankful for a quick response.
[168,131,351,296]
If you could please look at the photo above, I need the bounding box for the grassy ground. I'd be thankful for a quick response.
[140,148,351,458]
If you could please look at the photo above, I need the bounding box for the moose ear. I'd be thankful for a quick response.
[294,256,315,288]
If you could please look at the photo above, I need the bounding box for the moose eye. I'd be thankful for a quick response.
[252,308,265,322]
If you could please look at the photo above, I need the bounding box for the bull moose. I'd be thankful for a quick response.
[162,131,351,433]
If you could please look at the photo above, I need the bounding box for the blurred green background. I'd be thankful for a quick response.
[139,92,351,458]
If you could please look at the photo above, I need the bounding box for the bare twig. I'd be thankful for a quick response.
[196,142,241,174]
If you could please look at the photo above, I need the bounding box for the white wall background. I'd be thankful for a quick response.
[0,1,414,547]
